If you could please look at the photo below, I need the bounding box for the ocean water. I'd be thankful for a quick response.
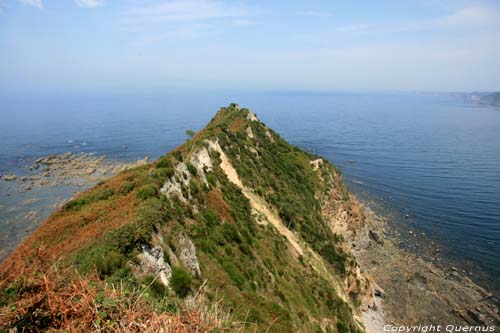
[1,91,499,294]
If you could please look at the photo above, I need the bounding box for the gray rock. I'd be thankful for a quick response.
[137,245,172,287]
[179,235,201,277]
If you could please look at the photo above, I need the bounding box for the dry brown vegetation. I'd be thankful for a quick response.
[1,171,141,283]
[0,266,225,332]
[207,188,234,224]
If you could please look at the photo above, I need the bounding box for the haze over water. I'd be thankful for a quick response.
[1,91,499,295]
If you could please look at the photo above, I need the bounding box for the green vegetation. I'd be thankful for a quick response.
[170,266,192,297]
[63,187,115,211]
[1,104,364,333]
[186,129,196,138]
[186,162,197,175]
[136,184,158,201]
[213,104,351,276]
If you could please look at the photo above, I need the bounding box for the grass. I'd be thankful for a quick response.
[0,104,365,333]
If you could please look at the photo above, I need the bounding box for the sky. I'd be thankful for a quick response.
[0,0,500,94]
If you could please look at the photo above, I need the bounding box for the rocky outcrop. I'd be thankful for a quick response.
[246,126,254,139]
[136,232,201,287]
[189,147,213,185]
[160,162,191,202]
[136,245,172,286]
[178,235,201,277]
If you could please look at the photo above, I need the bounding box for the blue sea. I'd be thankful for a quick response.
[1,91,499,295]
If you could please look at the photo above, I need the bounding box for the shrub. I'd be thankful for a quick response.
[63,188,115,211]
[136,184,158,201]
[320,244,347,274]
[170,267,192,298]
[337,321,349,333]
[106,198,164,254]
[202,209,218,226]
[96,251,124,278]
[120,181,135,195]
[186,129,196,138]
[173,151,183,162]
[156,157,172,169]
[222,261,245,290]
[157,167,175,179]
[95,189,115,201]
[189,180,199,196]
[222,223,241,244]
[206,173,216,186]
[186,162,197,175]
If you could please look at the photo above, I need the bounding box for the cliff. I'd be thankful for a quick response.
[0,104,375,332]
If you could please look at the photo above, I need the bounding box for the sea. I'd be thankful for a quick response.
[1,91,499,296]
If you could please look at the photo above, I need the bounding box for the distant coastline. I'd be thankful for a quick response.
[454,92,500,107]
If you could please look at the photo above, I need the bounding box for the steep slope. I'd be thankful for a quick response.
[0,104,374,332]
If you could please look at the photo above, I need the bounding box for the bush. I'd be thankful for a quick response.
[157,167,174,179]
[106,198,164,254]
[202,209,218,226]
[189,180,199,196]
[320,244,347,274]
[95,189,115,201]
[136,184,158,201]
[156,157,172,169]
[173,151,183,162]
[170,267,192,298]
[186,162,197,175]
[186,129,196,138]
[337,321,349,333]
[206,173,216,186]
[222,223,241,244]
[96,251,124,278]
[222,261,245,290]
[119,181,135,195]
[63,188,115,211]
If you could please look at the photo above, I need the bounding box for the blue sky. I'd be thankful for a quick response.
[1,0,499,93]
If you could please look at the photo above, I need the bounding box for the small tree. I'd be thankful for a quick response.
[186,129,196,139]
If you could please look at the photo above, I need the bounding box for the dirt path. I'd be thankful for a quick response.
[211,140,304,256]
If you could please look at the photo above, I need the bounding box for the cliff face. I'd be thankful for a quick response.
[0,104,374,332]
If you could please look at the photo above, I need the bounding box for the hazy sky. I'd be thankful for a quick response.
[1,0,499,93]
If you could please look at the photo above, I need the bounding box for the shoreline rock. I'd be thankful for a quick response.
[351,202,500,329]
[0,152,151,263]
[1,174,17,181]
